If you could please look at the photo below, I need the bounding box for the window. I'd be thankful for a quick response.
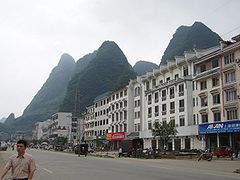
[225,71,236,83]
[148,121,152,130]
[148,94,152,105]
[162,104,166,115]
[159,80,163,84]
[200,81,207,90]
[120,91,123,97]
[226,109,238,120]
[162,89,166,101]
[179,116,185,126]
[179,99,184,112]
[152,79,156,87]
[162,118,167,125]
[175,74,179,79]
[224,53,234,65]
[124,100,127,107]
[134,111,140,119]
[202,114,208,123]
[124,111,127,120]
[213,94,220,104]
[154,92,159,103]
[193,98,195,107]
[213,112,221,122]
[212,77,219,87]
[200,64,206,72]
[193,114,196,125]
[212,59,219,68]
[183,66,188,76]
[226,90,237,102]
[170,117,175,127]
[166,77,170,82]
[124,89,127,96]
[170,102,175,114]
[170,87,174,99]
[201,97,208,107]
[179,84,184,96]
[155,106,159,116]
[134,87,140,96]
[148,107,152,118]
[146,81,150,90]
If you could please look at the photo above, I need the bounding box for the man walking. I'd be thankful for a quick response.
[0,140,36,180]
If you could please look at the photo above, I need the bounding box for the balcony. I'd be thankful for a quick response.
[148,114,152,118]
[155,112,159,117]
[155,99,159,103]
[148,101,152,105]
[170,109,175,114]
[162,111,166,115]
[195,67,220,80]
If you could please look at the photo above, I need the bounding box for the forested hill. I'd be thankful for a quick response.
[59,41,136,113]
[133,60,158,75]
[9,54,76,133]
[160,21,222,64]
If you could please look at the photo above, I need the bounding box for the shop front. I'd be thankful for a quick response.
[198,120,240,152]
[106,132,126,150]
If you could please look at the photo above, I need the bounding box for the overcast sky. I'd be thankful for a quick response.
[0,0,240,119]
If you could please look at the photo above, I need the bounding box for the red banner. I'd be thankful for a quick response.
[106,132,125,140]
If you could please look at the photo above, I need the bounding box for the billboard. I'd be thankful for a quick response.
[198,120,240,135]
[106,132,125,140]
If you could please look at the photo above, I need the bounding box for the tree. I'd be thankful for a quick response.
[152,121,177,151]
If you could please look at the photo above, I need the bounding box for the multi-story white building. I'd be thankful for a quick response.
[107,86,128,150]
[93,92,110,147]
[34,119,52,140]
[50,112,72,142]
[84,105,95,147]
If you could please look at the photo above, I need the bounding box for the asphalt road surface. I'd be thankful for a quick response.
[1,149,240,180]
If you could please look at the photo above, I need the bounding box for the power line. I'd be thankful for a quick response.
[220,25,240,38]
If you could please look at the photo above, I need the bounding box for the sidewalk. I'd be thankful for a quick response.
[0,151,13,179]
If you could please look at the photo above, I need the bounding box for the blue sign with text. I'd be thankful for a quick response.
[198,120,240,135]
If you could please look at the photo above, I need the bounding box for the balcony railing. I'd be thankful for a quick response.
[179,107,185,112]
[170,109,175,114]
[162,111,166,115]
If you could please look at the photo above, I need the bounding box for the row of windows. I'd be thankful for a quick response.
[94,119,109,127]
[94,91,128,108]
[94,129,108,136]
[147,116,186,130]
[200,109,238,123]
[196,90,237,108]
[199,72,236,91]
[111,111,127,122]
[147,100,185,117]
[111,101,127,110]
[147,84,184,104]
[111,124,127,133]
[110,90,127,101]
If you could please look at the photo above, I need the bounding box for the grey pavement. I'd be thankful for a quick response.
[0,149,239,180]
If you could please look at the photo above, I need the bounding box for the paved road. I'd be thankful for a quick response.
[0,149,239,180]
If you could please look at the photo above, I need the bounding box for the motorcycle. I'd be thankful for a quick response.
[198,150,213,161]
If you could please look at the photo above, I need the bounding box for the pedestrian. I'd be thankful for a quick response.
[118,147,122,158]
[0,140,36,180]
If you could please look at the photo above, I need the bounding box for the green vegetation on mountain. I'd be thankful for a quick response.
[9,54,76,133]
[160,21,222,64]
[59,41,136,113]
[4,113,15,125]
[133,60,158,75]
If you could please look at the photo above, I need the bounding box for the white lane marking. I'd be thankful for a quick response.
[42,168,53,174]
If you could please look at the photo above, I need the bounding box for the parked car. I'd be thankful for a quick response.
[211,146,235,158]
